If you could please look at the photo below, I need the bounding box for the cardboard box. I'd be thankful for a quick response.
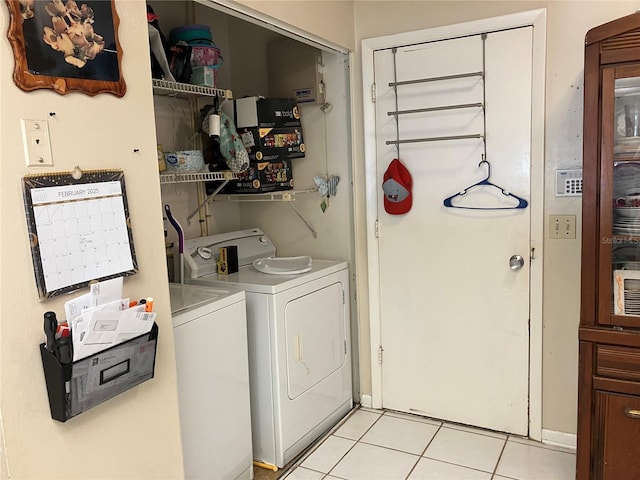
[237,127,304,162]
[223,160,294,193]
[222,97,305,161]
[225,97,302,129]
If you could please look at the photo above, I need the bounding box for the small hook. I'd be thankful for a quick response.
[478,155,491,181]
[133,148,140,153]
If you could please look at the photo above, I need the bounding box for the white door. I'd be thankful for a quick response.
[373,28,532,435]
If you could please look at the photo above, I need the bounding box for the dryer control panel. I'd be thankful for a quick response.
[184,228,276,278]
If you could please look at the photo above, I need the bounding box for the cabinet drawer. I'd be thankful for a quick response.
[594,391,640,480]
[596,345,640,382]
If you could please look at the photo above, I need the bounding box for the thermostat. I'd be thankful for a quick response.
[556,169,583,196]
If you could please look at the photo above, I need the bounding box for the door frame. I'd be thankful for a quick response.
[362,8,546,441]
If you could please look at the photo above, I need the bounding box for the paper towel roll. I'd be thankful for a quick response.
[208,113,220,138]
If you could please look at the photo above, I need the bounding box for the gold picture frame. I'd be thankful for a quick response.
[5,0,126,97]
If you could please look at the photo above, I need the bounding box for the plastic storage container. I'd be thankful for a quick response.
[165,150,205,172]
[169,24,212,45]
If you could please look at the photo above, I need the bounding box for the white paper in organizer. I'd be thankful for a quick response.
[69,298,129,356]
[72,306,155,361]
[89,277,123,307]
[64,277,124,322]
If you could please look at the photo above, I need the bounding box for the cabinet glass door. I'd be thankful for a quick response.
[602,66,640,327]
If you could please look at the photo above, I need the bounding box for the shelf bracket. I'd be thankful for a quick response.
[288,203,318,238]
[186,180,229,225]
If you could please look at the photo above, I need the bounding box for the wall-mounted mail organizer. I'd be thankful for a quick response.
[40,323,158,422]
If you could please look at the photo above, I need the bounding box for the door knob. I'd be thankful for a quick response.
[509,255,525,270]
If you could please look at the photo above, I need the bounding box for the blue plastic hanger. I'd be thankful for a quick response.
[443,157,528,210]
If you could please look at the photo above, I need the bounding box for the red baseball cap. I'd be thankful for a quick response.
[382,158,412,215]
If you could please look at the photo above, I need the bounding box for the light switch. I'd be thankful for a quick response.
[21,119,53,167]
[549,215,576,239]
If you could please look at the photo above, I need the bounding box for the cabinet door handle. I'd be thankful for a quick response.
[625,408,640,419]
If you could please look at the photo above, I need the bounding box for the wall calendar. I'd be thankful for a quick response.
[22,169,138,300]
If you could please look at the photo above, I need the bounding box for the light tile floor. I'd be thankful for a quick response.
[277,408,576,480]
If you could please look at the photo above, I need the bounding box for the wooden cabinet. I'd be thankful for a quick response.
[579,11,640,479]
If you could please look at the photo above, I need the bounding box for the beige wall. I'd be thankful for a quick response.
[239,0,640,436]
[237,0,356,51]
[0,1,184,478]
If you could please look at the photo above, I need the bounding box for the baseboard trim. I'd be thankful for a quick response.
[360,394,373,408]
[541,429,577,451]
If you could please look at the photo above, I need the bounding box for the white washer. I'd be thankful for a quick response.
[184,229,353,468]
[170,283,253,480]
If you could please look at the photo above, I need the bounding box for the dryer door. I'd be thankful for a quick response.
[285,282,346,399]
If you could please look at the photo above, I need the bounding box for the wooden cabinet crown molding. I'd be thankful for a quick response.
[586,11,640,46]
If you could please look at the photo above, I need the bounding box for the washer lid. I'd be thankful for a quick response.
[253,256,312,275]
[169,283,244,316]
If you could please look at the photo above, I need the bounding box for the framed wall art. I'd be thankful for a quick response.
[5,0,126,96]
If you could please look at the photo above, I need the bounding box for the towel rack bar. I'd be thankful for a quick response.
[386,134,483,145]
[388,102,483,116]
[389,71,483,87]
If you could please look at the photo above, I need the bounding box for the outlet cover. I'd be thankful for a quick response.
[549,215,576,239]
[21,119,53,167]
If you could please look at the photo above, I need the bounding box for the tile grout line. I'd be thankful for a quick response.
[405,423,442,480]
[285,405,386,479]
[402,455,423,480]
[403,422,444,480]
[490,436,509,479]
[416,423,509,477]
[287,406,571,480]
[324,410,386,477]
[280,406,363,480]
[419,421,443,457]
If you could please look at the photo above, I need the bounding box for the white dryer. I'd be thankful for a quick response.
[170,283,253,480]
[184,229,353,468]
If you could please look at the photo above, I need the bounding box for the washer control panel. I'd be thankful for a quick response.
[184,228,276,278]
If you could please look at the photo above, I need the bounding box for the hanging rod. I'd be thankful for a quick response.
[388,102,483,116]
[386,134,483,146]
[389,71,483,87]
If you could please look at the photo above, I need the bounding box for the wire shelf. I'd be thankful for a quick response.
[213,189,318,202]
[152,79,233,100]
[159,171,239,184]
